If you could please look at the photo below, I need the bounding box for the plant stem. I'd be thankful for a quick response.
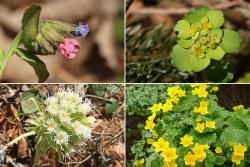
[6,131,35,147]
[0,31,23,77]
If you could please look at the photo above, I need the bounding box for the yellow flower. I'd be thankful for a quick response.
[134,158,145,166]
[191,84,200,88]
[163,160,177,167]
[196,154,206,162]
[233,105,244,111]
[148,112,156,121]
[205,121,216,129]
[167,86,186,98]
[195,122,205,133]
[162,100,173,112]
[211,86,219,92]
[145,120,155,131]
[233,144,247,156]
[215,147,222,153]
[180,135,193,147]
[192,143,206,159]
[150,103,162,113]
[161,147,178,161]
[170,96,179,104]
[193,100,209,115]
[167,86,181,97]
[192,84,208,97]
[147,138,153,145]
[184,151,197,166]
[232,154,244,165]
[153,137,169,152]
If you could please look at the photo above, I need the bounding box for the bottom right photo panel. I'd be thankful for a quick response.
[126,84,250,167]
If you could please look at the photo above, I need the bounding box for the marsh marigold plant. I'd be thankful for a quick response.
[131,84,250,167]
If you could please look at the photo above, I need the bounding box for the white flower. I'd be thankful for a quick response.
[54,130,69,145]
[58,110,72,124]
[86,116,96,126]
[44,118,58,134]
[72,121,92,139]
[78,100,92,115]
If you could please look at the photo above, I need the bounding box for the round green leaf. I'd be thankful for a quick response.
[174,20,191,39]
[189,54,210,72]
[177,39,194,48]
[184,7,210,24]
[206,10,224,28]
[170,45,191,72]
[221,29,242,53]
[207,46,225,60]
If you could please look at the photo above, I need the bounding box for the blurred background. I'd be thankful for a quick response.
[126,0,250,83]
[0,0,124,83]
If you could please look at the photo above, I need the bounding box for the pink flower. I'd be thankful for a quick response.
[58,38,80,59]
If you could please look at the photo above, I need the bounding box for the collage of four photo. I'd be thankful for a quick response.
[0,0,250,166]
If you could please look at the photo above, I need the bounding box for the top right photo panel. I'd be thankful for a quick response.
[126,0,250,83]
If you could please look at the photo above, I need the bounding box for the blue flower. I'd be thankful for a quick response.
[72,23,89,37]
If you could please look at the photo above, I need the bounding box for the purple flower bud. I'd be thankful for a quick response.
[72,24,89,37]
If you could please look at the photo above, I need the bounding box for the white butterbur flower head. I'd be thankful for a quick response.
[44,118,58,134]
[78,99,93,115]
[38,87,95,155]
[54,130,69,146]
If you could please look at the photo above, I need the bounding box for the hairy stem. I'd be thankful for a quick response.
[0,31,23,77]
[6,131,35,147]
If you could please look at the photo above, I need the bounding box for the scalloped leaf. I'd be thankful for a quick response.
[207,46,225,61]
[170,45,191,72]
[177,39,194,48]
[221,29,242,53]
[189,53,210,72]
[174,20,191,39]
[206,10,224,28]
[184,7,210,24]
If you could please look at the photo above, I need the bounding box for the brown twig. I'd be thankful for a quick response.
[127,0,245,16]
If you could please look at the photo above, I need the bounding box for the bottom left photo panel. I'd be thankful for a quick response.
[0,84,124,167]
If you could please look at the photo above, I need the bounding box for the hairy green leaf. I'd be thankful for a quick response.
[21,4,41,51]
[15,48,49,82]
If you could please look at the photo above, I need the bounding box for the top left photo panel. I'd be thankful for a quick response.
[0,0,124,83]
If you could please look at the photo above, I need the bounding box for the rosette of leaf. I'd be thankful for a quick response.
[21,4,75,55]
[23,89,95,164]
[171,7,242,72]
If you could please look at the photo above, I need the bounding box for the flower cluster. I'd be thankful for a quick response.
[231,143,247,165]
[145,86,186,132]
[184,143,210,166]
[22,5,89,59]
[233,105,244,111]
[153,138,178,166]
[171,7,242,72]
[134,158,145,166]
[38,89,95,153]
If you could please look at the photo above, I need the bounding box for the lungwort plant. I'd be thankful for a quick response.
[1,87,95,165]
[171,7,242,72]
[0,4,89,82]
[131,84,250,167]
